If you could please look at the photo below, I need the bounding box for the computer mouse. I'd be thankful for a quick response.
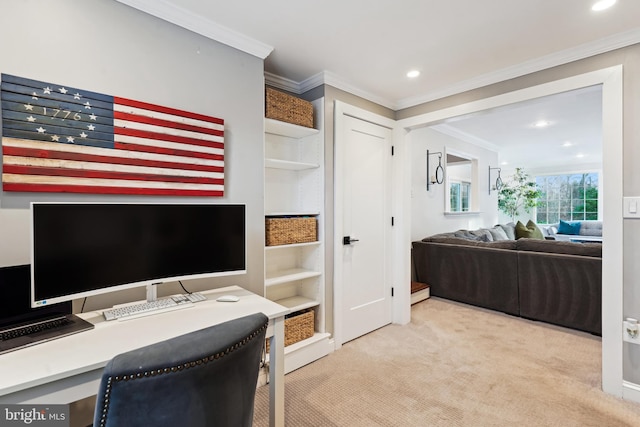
[216,295,240,302]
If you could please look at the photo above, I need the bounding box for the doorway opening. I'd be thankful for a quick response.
[398,66,624,397]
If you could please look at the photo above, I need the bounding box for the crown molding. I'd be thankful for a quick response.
[298,72,326,94]
[265,27,640,111]
[314,72,395,109]
[114,0,273,59]
[395,28,640,110]
[115,1,640,111]
[264,72,302,93]
[429,124,500,153]
[264,71,397,109]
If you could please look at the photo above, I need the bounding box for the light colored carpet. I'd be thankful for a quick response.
[253,297,640,426]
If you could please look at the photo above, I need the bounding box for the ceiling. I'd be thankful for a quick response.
[431,85,603,171]
[116,0,633,171]
[118,0,640,110]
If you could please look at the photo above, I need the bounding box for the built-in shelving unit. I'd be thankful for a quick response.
[264,98,332,373]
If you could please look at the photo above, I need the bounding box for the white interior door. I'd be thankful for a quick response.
[340,114,393,343]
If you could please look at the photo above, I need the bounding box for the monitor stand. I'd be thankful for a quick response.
[146,283,161,302]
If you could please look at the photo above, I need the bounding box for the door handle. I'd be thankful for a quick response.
[343,236,360,245]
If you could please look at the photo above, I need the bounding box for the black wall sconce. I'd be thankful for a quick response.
[426,150,444,191]
[488,166,503,195]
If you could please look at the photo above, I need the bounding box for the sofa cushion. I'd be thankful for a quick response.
[421,232,456,242]
[488,226,509,241]
[579,220,602,236]
[546,225,558,236]
[516,238,602,257]
[515,220,544,240]
[453,230,491,242]
[428,236,517,250]
[558,219,581,235]
[497,222,516,240]
[470,229,494,241]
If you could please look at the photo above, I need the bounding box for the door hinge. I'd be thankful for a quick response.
[391,146,394,156]
[391,216,394,226]
[391,287,394,297]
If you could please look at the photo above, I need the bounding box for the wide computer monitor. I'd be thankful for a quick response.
[30,203,246,307]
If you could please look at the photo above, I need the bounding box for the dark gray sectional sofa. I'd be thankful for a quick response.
[412,228,602,335]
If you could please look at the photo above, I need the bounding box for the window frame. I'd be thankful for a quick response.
[535,172,600,224]
[449,179,471,213]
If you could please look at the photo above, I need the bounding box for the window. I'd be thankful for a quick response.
[449,181,471,212]
[445,150,476,213]
[535,173,599,224]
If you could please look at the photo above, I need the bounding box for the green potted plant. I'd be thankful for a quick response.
[498,167,541,221]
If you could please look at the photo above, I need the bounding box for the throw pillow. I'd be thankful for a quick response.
[454,230,490,242]
[557,219,581,235]
[488,226,509,241]
[497,222,517,240]
[469,229,494,241]
[515,220,544,240]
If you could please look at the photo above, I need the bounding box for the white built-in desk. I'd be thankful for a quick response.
[0,286,289,427]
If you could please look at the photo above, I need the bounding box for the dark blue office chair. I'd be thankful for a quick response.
[93,312,268,427]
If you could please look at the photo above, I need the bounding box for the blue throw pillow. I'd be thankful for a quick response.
[558,219,581,235]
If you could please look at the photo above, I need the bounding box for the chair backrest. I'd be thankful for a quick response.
[93,312,268,427]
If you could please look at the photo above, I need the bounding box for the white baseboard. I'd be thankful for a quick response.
[623,381,640,403]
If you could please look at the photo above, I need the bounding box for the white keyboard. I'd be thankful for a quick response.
[103,293,207,321]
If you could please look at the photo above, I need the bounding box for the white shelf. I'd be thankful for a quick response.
[265,212,320,217]
[264,99,329,371]
[265,268,321,287]
[265,158,319,170]
[274,296,320,312]
[265,118,319,138]
[265,332,332,374]
[284,332,330,353]
[265,241,321,251]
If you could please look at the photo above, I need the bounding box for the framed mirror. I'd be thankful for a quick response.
[444,149,479,214]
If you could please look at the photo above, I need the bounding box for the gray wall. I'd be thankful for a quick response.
[409,127,499,241]
[399,44,640,385]
[0,0,266,310]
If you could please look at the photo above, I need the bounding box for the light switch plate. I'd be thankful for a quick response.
[623,197,640,218]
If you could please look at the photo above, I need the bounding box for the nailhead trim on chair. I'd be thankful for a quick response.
[97,321,268,427]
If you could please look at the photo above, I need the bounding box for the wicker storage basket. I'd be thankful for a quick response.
[265,87,314,128]
[266,309,315,351]
[265,216,317,246]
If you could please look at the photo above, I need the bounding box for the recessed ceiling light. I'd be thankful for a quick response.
[406,70,420,78]
[562,141,573,147]
[501,161,508,166]
[592,0,616,11]
[577,153,585,158]
[533,120,550,128]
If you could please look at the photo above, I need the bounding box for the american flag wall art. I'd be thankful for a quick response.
[0,74,224,196]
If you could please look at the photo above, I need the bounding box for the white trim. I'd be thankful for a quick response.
[282,31,639,111]
[395,29,640,109]
[114,0,273,59]
[397,65,624,398]
[430,124,500,152]
[298,73,326,94]
[601,65,624,397]
[313,72,394,109]
[623,381,640,404]
[115,1,639,110]
[264,72,301,94]
[394,125,412,325]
